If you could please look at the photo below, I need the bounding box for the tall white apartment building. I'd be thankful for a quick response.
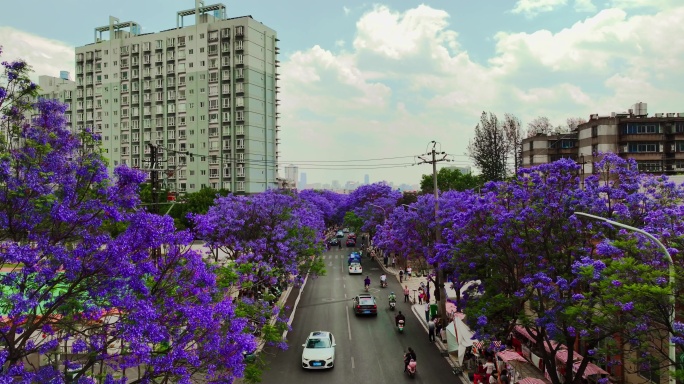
[37,73,76,129]
[74,1,279,194]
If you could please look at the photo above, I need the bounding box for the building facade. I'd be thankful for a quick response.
[521,103,684,177]
[521,132,579,168]
[73,1,279,194]
[37,74,77,131]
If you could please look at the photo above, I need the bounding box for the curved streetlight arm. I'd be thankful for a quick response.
[368,203,387,218]
[574,211,676,384]
[402,204,417,211]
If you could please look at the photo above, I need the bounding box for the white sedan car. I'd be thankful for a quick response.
[349,262,362,274]
[302,331,336,369]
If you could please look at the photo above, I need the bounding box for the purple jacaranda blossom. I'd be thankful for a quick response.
[0,50,255,383]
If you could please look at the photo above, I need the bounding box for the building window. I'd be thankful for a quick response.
[637,161,662,173]
[591,126,598,138]
[627,143,658,153]
[624,123,659,134]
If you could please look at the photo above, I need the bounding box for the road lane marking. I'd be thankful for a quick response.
[346,306,352,341]
[351,356,355,369]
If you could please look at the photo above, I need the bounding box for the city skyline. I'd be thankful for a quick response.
[1,1,683,185]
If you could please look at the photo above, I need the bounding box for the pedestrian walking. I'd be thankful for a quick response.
[424,302,430,323]
[406,266,412,280]
[435,316,443,342]
[392,256,396,268]
[417,289,424,305]
[399,270,404,283]
[428,318,436,342]
[383,255,388,268]
[484,358,496,383]
[403,285,410,303]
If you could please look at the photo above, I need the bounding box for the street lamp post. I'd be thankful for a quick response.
[574,212,676,384]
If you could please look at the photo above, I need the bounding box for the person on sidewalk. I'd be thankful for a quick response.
[424,302,430,323]
[428,318,436,342]
[392,256,396,268]
[484,357,496,383]
[435,316,443,342]
[417,289,424,305]
[383,255,388,267]
[406,266,412,280]
[399,269,404,283]
[403,285,410,303]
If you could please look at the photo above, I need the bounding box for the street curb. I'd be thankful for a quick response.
[410,305,470,383]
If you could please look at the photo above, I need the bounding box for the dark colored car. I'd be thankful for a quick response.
[346,238,356,247]
[328,238,340,246]
[348,232,357,240]
[352,294,377,316]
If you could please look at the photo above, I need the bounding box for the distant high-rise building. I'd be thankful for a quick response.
[74,2,279,194]
[284,164,298,188]
[299,172,307,188]
[331,180,341,189]
[364,174,369,185]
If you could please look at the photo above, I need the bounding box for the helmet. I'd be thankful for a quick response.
[391,292,395,295]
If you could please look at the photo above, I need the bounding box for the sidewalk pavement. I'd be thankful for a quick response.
[375,255,470,382]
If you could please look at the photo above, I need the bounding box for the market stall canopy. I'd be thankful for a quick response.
[497,350,528,363]
[555,349,609,378]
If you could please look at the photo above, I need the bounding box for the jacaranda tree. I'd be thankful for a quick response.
[191,189,325,363]
[0,49,255,383]
[374,194,437,271]
[343,183,401,240]
[436,156,684,384]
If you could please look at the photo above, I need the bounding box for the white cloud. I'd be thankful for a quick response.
[0,27,74,82]
[511,0,568,17]
[574,0,597,12]
[343,6,351,15]
[278,3,684,184]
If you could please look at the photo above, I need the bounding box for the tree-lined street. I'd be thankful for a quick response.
[261,237,459,383]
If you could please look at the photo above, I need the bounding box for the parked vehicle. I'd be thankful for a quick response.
[346,238,356,247]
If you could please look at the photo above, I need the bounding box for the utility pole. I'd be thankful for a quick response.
[417,141,449,320]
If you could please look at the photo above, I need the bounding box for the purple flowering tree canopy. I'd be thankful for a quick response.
[437,156,684,384]
[0,50,255,383]
[343,183,401,238]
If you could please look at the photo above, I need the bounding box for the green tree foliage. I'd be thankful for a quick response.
[420,167,483,194]
[467,111,510,182]
[343,211,363,233]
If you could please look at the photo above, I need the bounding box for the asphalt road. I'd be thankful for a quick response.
[260,236,461,383]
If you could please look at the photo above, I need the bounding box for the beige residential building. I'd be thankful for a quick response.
[73,1,279,194]
[522,102,684,178]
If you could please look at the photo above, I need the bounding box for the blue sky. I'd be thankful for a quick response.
[1,0,683,186]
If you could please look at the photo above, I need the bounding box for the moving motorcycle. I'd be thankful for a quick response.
[381,280,387,288]
[389,301,396,311]
[397,319,405,333]
[405,358,417,377]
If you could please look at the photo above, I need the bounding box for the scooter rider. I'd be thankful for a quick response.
[404,347,417,372]
[380,274,387,287]
[395,311,406,327]
[388,292,397,303]
[364,276,371,290]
